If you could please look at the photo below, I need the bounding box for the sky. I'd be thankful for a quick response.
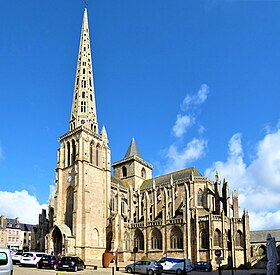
[0,0,280,231]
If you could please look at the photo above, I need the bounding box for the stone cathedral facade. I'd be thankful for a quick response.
[45,8,251,269]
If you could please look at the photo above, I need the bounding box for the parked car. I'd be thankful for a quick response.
[56,256,85,272]
[12,250,22,264]
[36,254,58,269]
[158,257,191,274]
[20,252,46,266]
[191,261,212,272]
[125,260,163,275]
[0,248,13,275]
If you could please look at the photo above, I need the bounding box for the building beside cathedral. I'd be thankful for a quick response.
[44,7,251,269]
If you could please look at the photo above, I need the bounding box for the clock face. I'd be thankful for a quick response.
[81,119,85,124]
[67,176,72,183]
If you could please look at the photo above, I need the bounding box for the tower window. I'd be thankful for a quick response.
[83,68,85,74]
[67,141,71,166]
[90,94,93,101]
[96,145,100,166]
[81,101,86,112]
[83,62,86,66]
[76,77,79,86]
[82,92,85,98]
[81,80,86,88]
[122,166,127,177]
[72,139,76,164]
[90,141,94,164]
[141,168,146,179]
[89,78,92,87]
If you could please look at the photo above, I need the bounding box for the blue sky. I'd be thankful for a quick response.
[1,0,280,230]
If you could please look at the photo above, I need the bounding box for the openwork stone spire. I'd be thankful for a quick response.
[69,8,98,134]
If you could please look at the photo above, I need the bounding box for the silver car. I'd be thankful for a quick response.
[125,260,163,275]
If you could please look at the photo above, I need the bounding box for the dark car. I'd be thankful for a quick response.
[57,256,85,272]
[125,260,163,274]
[191,261,212,272]
[37,255,58,269]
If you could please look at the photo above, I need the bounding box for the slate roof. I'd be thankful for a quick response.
[111,175,128,189]
[5,218,36,231]
[140,167,203,190]
[250,229,280,243]
[124,138,142,159]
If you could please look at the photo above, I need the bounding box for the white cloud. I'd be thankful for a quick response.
[205,128,280,230]
[49,184,56,199]
[205,133,246,187]
[172,114,194,137]
[171,84,209,137]
[181,84,209,112]
[161,84,209,174]
[0,190,48,225]
[164,138,207,173]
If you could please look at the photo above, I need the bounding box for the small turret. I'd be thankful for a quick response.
[222,178,230,217]
[232,190,239,218]
[101,126,109,144]
[214,171,221,214]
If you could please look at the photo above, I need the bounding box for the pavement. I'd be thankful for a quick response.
[13,264,267,275]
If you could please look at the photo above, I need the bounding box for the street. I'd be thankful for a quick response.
[13,265,266,275]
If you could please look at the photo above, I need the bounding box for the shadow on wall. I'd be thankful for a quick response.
[251,244,280,269]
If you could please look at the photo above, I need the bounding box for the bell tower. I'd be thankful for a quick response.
[51,8,111,263]
[112,138,153,190]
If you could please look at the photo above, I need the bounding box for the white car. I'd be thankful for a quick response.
[12,251,22,264]
[20,252,46,266]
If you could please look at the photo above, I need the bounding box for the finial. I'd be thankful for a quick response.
[215,171,219,183]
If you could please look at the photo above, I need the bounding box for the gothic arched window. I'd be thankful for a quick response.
[67,141,71,166]
[214,229,222,247]
[197,189,203,206]
[65,187,74,232]
[109,197,115,212]
[124,231,129,251]
[151,228,162,250]
[96,144,100,166]
[89,141,94,164]
[71,139,76,164]
[236,230,244,248]
[200,229,209,249]
[134,229,144,251]
[170,226,183,249]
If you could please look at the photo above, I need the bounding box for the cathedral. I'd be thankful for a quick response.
[45,8,251,269]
